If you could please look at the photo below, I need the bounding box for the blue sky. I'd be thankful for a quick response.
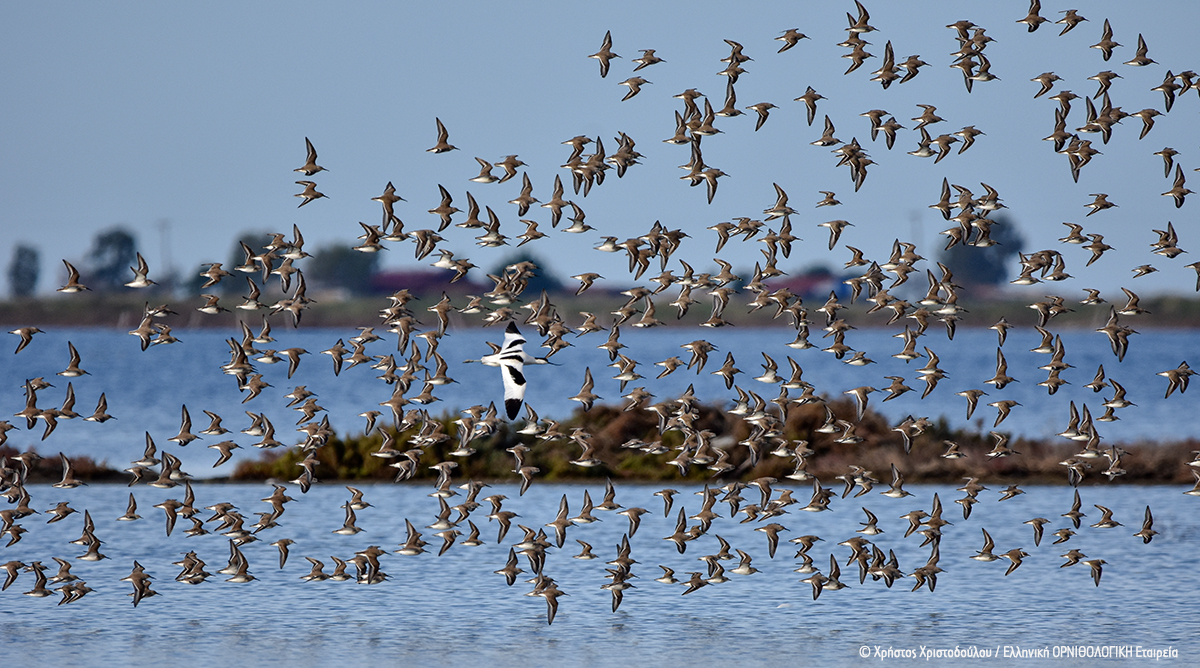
[3,1,1198,298]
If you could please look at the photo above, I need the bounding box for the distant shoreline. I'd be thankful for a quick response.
[6,292,1200,330]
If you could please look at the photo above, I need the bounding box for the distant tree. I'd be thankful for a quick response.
[180,267,211,295]
[308,244,381,294]
[85,226,138,291]
[938,214,1025,296]
[7,244,40,298]
[488,251,565,296]
[220,231,278,295]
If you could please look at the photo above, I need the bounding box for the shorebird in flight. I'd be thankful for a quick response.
[294,137,326,175]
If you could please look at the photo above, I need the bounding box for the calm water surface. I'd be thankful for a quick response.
[3,327,1199,665]
[1,482,1196,667]
[2,327,1198,470]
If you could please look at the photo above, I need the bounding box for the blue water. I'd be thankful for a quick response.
[0,482,1195,667]
[2,326,1197,473]
[3,326,1199,666]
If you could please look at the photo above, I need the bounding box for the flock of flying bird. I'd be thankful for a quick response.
[4,2,1200,624]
